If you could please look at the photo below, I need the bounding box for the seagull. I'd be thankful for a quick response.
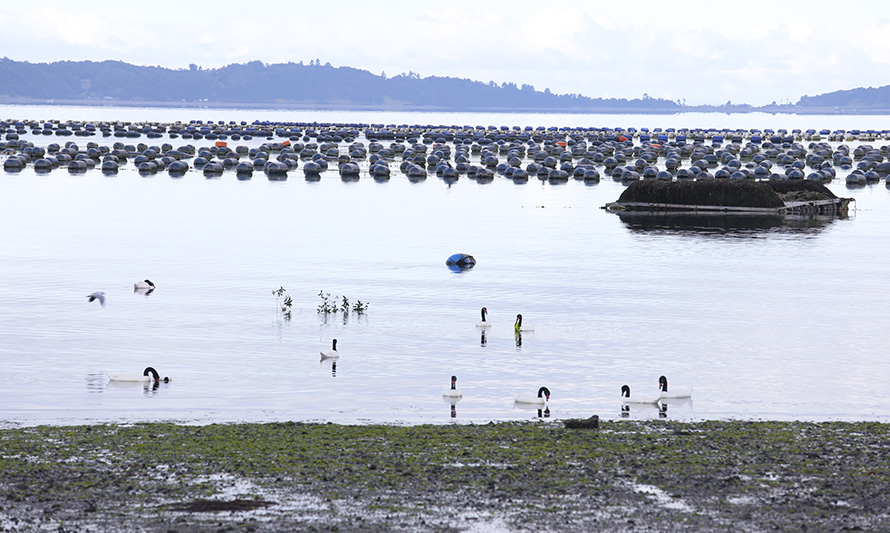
[87,291,106,307]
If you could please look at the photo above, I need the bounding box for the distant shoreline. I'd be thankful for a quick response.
[2,97,889,116]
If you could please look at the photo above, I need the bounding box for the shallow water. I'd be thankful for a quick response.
[1,106,889,426]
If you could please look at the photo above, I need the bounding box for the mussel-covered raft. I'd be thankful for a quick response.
[604,180,853,216]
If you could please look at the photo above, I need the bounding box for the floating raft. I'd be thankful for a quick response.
[604,180,853,216]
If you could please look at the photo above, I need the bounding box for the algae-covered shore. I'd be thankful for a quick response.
[1,420,888,532]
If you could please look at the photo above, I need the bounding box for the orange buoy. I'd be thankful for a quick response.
[215,141,227,148]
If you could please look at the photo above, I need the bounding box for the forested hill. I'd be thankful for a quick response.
[0,58,682,112]
[796,86,890,112]
[1,58,886,113]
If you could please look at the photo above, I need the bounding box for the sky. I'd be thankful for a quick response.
[1,0,888,106]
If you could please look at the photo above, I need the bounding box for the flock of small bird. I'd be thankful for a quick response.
[90,280,163,382]
[439,373,690,408]
[88,279,155,308]
[475,307,692,408]
[94,290,691,415]
[318,306,692,414]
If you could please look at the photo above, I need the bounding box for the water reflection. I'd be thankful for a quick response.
[442,396,461,418]
[619,397,692,418]
[143,380,167,396]
[513,400,549,418]
[90,373,170,397]
[319,359,337,377]
[86,373,106,393]
[661,397,693,411]
[514,331,522,349]
[480,330,487,347]
[619,401,663,418]
[615,212,838,237]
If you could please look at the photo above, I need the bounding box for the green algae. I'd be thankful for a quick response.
[1,420,889,531]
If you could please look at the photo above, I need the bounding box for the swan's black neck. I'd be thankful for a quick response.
[515,314,522,329]
[537,386,550,399]
[332,339,338,351]
[143,367,160,381]
[480,307,487,321]
[659,376,668,392]
[621,384,631,398]
[451,375,458,390]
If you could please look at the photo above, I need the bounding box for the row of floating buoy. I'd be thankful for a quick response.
[6,118,890,144]
[7,119,890,155]
[4,122,890,185]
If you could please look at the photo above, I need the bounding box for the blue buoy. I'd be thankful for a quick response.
[446,253,476,271]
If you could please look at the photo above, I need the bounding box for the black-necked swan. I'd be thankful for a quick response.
[134,279,155,290]
[87,291,106,307]
[476,307,492,328]
[320,339,339,359]
[621,384,660,404]
[442,375,463,398]
[658,375,692,399]
[107,366,170,383]
[514,314,534,332]
[515,386,550,405]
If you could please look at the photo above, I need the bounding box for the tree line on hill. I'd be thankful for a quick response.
[0,58,884,114]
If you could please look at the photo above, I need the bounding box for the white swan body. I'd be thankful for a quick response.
[442,375,463,398]
[621,384,660,404]
[87,291,106,307]
[515,386,550,405]
[320,339,339,359]
[107,366,169,383]
[134,279,155,290]
[658,375,692,399]
[514,314,534,332]
[476,307,492,328]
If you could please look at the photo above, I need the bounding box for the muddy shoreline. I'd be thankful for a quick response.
[1,420,888,531]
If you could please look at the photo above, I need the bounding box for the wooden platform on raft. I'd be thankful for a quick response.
[603,179,853,216]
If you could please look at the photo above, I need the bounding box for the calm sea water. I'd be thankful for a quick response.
[1,105,889,427]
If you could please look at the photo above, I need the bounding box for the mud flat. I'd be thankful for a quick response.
[1,420,888,531]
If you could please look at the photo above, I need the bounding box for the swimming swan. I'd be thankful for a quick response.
[320,339,339,359]
[658,375,692,399]
[87,291,106,307]
[476,307,492,328]
[107,366,170,383]
[621,384,660,404]
[514,314,534,332]
[442,375,463,398]
[134,279,156,290]
[515,386,550,405]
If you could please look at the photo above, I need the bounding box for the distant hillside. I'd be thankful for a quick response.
[0,58,683,113]
[797,86,890,113]
[2,58,887,114]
